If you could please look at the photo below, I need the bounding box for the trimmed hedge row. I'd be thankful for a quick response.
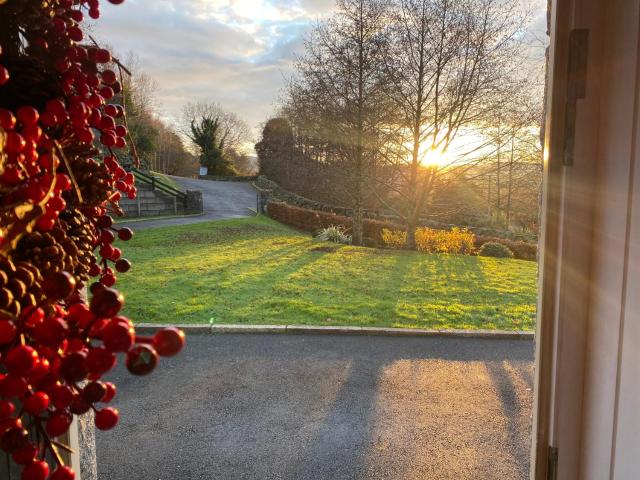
[267,201,538,260]
[266,201,400,245]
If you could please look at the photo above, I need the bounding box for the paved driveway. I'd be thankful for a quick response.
[119,176,257,230]
[96,334,534,480]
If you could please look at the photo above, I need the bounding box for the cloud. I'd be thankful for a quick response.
[93,0,327,140]
[92,0,547,146]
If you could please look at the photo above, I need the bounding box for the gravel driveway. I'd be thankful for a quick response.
[96,334,534,480]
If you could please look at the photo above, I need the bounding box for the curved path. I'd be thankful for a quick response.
[118,176,257,230]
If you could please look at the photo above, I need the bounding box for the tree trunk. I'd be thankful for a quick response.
[405,214,419,250]
[352,204,364,246]
[506,137,514,228]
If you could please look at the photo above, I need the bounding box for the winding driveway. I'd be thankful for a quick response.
[118,176,257,230]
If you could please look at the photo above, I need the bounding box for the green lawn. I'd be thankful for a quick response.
[117,216,538,330]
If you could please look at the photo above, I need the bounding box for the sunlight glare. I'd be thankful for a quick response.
[419,143,450,168]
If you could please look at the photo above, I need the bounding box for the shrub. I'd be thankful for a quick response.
[316,225,352,244]
[478,242,514,258]
[474,235,537,261]
[415,227,475,254]
[381,227,475,255]
[381,229,406,249]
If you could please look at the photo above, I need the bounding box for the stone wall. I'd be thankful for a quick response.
[119,182,185,217]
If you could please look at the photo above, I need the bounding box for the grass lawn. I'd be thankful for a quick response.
[117,216,538,330]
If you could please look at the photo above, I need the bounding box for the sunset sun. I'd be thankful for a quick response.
[418,143,451,168]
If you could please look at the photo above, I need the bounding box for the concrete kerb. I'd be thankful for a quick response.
[135,323,534,339]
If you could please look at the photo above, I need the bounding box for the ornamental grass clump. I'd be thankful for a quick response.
[316,225,352,244]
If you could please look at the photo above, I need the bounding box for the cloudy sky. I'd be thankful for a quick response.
[93,0,547,146]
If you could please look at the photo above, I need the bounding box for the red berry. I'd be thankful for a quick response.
[69,396,91,415]
[126,344,158,375]
[60,351,88,383]
[0,426,28,453]
[0,319,17,344]
[50,384,74,410]
[35,317,69,348]
[86,346,116,375]
[0,400,15,419]
[97,215,113,228]
[16,106,39,126]
[51,466,75,480]
[115,258,131,273]
[82,381,106,403]
[95,407,119,430]
[101,320,134,352]
[68,303,95,328]
[101,69,117,85]
[4,345,38,375]
[117,227,133,241]
[0,65,9,85]
[23,392,50,415]
[42,271,76,300]
[94,49,111,64]
[153,328,185,357]
[5,132,26,153]
[0,108,16,130]
[0,376,28,398]
[46,411,72,437]
[21,460,49,480]
[90,287,124,318]
[102,382,117,402]
[68,26,83,42]
[11,442,37,465]
[101,273,116,287]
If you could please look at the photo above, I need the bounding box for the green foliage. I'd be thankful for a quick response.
[189,116,236,175]
[315,225,351,244]
[478,242,514,258]
[117,216,537,331]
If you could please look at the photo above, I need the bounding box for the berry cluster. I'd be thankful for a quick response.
[0,1,185,479]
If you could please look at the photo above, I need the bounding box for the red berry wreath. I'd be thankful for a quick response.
[0,0,185,478]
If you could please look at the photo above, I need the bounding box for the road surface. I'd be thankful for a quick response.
[96,334,534,480]
[119,176,257,230]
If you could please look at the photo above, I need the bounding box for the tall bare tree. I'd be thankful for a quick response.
[382,0,528,248]
[285,0,392,245]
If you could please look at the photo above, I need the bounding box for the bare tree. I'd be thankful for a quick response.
[381,0,528,248]
[285,0,393,245]
[182,100,251,155]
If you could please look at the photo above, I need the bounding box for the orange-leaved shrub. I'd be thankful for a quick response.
[380,229,406,248]
[382,227,476,255]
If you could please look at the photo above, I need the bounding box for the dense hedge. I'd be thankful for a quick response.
[267,201,538,260]
[475,235,537,261]
[266,202,399,244]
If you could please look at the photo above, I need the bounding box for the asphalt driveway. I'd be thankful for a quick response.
[119,176,257,230]
[96,334,534,480]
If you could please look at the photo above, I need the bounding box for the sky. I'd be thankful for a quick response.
[93,0,548,148]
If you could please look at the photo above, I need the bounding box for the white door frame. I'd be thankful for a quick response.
[533,0,640,478]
